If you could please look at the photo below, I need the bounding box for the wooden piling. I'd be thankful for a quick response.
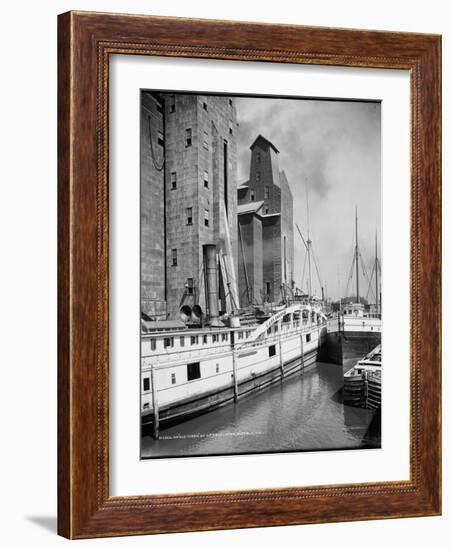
[300,332,305,373]
[150,364,159,439]
[232,350,238,402]
[278,321,284,378]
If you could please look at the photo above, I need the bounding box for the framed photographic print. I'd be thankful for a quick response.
[58,11,441,538]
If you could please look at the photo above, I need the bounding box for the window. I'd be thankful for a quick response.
[203,170,209,188]
[187,362,201,381]
[212,334,218,343]
[204,208,209,227]
[203,334,208,344]
[180,336,185,347]
[143,402,149,410]
[256,172,261,182]
[238,331,243,340]
[190,335,199,345]
[171,373,176,385]
[157,131,164,147]
[164,336,174,348]
[171,248,177,266]
[186,207,193,225]
[266,281,271,296]
[216,364,220,373]
[150,338,156,350]
[169,95,176,113]
[203,101,208,111]
[256,152,261,162]
[250,189,255,201]
[143,377,150,392]
[264,205,269,214]
[222,333,228,342]
[203,131,209,150]
[306,333,311,343]
[170,171,177,189]
[269,344,276,357]
[185,128,192,147]
[264,185,270,199]
[186,278,194,295]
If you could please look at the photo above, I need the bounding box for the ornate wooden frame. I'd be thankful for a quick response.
[58,11,441,539]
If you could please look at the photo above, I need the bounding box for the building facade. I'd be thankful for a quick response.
[141,92,239,320]
[140,93,166,319]
[237,135,294,306]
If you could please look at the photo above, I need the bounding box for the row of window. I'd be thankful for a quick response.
[265,321,316,336]
[149,332,230,350]
[170,170,209,190]
[147,329,256,350]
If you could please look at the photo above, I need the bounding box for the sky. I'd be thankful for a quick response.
[235,96,381,302]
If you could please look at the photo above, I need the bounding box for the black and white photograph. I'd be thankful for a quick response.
[140,91,382,459]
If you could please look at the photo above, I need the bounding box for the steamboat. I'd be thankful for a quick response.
[141,244,327,438]
[142,302,327,438]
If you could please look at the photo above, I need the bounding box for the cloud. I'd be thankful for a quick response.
[234,96,381,300]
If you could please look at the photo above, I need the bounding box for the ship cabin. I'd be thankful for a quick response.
[141,307,325,366]
[342,302,380,319]
[342,302,365,317]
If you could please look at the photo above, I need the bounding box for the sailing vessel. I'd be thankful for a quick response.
[339,208,382,344]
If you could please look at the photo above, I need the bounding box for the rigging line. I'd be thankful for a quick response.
[344,254,356,298]
[359,253,372,286]
[311,244,324,291]
[295,224,309,251]
[301,251,308,293]
[148,115,165,172]
[359,254,376,303]
[220,255,239,311]
[365,263,376,302]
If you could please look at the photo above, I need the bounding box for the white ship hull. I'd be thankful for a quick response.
[141,305,327,435]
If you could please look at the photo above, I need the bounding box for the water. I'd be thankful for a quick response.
[141,358,381,459]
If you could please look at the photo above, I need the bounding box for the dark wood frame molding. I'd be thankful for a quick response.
[58,11,441,539]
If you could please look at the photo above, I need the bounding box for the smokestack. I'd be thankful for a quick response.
[203,244,221,326]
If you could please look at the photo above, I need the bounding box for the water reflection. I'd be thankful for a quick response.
[142,358,381,459]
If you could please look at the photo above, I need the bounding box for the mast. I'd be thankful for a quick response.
[355,206,359,304]
[375,231,379,314]
[306,184,312,301]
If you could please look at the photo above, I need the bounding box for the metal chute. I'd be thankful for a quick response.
[179,305,192,323]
